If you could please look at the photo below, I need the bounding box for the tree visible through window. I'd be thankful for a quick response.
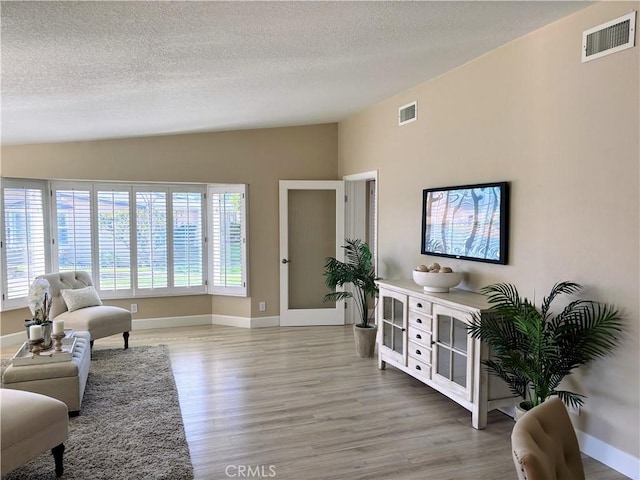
[97,188,131,291]
[136,190,168,290]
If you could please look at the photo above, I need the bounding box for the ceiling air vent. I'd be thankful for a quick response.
[582,11,636,63]
[399,101,417,126]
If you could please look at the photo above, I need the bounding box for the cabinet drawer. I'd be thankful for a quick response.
[408,357,431,380]
[408,328,432,347]
[409,297,431,314]
[408,341,431,364]
[408,311,432,332]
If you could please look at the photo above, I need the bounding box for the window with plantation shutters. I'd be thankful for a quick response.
[1,179,241,312]
[208,184,248,296]
[0,180,49,306]
[172,189,204,288]
[135,189,169,291]
[97,187,132,293]
[53,185,93,277]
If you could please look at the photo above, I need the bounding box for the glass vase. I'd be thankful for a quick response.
[25,321,53,350]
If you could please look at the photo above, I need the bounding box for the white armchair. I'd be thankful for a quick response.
[37,271,132,349]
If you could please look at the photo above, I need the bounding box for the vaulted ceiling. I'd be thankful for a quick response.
[1,1,592,145]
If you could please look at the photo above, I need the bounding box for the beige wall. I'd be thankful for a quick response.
[339,2,639,460]
[0,124,339,333]
[0,0,637,462]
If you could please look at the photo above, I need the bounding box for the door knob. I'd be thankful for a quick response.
[282,259,290,264]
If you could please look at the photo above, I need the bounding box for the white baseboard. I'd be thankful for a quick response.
[212,314,279,329]
[0,314,280,346]
[576,429,640,479]
[133,314,212,330]
[250,316,280,328]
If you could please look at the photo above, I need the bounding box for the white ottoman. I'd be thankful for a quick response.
[0,389,69,477]
[2,331,91,414]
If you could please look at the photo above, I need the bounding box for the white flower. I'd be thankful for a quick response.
[27,278,50,319]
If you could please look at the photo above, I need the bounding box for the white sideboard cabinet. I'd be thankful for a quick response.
[377,279,515,429]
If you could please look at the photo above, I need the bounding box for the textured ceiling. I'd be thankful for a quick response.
[1,1,592,145]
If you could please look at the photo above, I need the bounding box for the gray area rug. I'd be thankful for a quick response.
[2,345,193,480]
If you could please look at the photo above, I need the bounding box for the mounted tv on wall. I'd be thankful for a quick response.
[421,181,509,265]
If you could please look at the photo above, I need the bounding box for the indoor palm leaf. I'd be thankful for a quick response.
[323,238,378,327]
[468,281,623,410]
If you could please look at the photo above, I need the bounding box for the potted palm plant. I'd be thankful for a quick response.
[467,281,623,417]
[323,238,379,358]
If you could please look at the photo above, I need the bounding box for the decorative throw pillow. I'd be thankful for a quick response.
[61,286,103,312]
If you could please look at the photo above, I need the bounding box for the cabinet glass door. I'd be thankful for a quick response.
[382,296,404,354]
[379,290,407,364]
[433,306,473,400]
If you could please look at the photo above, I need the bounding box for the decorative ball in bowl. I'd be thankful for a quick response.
[412,264,463,292]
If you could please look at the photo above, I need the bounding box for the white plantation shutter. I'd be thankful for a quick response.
[97,187,132,294]
[53,185,93,276]
[135,189,168,291]
[1,180,49,306]
[1,180,248,310]
[171,189,204,289]
[208,184,248,296]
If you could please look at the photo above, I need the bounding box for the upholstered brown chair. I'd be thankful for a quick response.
[511,397,585,480]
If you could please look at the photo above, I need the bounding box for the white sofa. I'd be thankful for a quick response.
[38,271,132,349]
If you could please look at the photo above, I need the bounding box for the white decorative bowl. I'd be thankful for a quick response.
[412,270,463,292]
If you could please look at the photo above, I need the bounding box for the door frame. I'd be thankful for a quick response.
[344,170,378,325]
[279,180,345,326]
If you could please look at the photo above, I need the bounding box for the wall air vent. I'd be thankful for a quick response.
[582,11,636,63]
[399,101,417,126]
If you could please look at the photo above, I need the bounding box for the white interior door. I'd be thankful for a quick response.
[279,180,345,326]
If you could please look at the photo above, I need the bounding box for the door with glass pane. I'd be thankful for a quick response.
[279,180,344,326]
[432,304,474,401]
[378,289,407,366]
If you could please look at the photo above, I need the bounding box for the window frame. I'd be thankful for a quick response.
[133,185,172,296]
[170,186,207,293]
[94,183,135,298]
[0,178,51,310]
[50,182,95,278]
[208,184,249,297]
[1,178,246,311]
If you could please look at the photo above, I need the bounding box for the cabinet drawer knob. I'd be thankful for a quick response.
[416,334,422,339]
[417,318,422,323]
[416,365,422,371]
[417,303,423,308]
[416,349,422,355]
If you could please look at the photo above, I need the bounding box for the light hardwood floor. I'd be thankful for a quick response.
[3,325,628,479]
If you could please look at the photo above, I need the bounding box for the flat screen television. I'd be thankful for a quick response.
[421,181,509,265]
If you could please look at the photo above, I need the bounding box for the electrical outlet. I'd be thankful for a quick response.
[130,303,138,314]
[259,301,266,312]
